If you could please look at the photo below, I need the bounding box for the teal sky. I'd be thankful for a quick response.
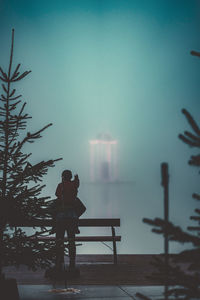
[1,0,200,253]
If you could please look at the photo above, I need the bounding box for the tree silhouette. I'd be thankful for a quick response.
[137,52,200,300]
[0,29,61,279]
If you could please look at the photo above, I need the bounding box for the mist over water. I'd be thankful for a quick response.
[1,0,200,254]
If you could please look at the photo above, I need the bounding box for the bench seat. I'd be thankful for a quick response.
[31,235,121,242]
[13,218,121,264]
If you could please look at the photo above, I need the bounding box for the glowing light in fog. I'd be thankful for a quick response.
[89,134,118,182]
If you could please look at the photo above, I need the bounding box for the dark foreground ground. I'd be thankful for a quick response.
[4,255,162,285]
[17,285,167,300]
[4,255,187,299]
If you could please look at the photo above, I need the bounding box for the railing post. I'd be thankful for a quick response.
[161,162,169,300]
[111,226,117,264]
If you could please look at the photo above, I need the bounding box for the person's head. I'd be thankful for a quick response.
[62,170,72,181]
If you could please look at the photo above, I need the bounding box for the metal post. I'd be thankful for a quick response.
[161,162,169,299]
[111,226,117,264]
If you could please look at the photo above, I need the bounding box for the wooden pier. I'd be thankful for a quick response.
[4,254,162,285]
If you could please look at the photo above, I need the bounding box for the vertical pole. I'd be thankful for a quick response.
[111,226,117,264]
[161,162,169,300]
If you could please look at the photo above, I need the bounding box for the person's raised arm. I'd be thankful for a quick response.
[74,174,80,188]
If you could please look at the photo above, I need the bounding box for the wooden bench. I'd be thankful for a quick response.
[14,218,121,264]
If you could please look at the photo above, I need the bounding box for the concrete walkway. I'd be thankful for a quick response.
[18,285,165,300]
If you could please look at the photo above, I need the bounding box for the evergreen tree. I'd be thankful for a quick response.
[0,29,61,278]
[137,51,200,300]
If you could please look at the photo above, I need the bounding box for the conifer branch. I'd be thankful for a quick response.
[192,193,200,200]
[181,109,200,136]
[179,134,200,147]
[191,50,200,57]
[188,154,200,166]
[0,29,61,273]
[143,218,200,246]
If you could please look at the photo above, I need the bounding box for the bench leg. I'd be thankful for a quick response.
[111,226,117,264]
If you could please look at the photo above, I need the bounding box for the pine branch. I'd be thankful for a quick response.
[9,95,22,101]
[10,64,20,80]
[191,50,200,57]
[0,29,62,272]
[11,71,31,82]
[188,226,200,231]
[142,49,200,300]
[9,88,16,97]
[189,154,200,166]
[10,158,62,188]
[179,133,200,147]
[180,108,200,136]
[0,67,9,82]
[193,193,200,200]
[184,131,200,144]
[143,217,200,246]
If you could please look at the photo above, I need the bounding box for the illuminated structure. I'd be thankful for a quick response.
[89,133,118,182]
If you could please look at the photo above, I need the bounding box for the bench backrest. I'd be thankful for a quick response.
[12,218,120,227]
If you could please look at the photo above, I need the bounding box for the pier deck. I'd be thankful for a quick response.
[4,254,161,285]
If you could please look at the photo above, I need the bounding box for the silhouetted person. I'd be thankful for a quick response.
[55,170,80,273]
